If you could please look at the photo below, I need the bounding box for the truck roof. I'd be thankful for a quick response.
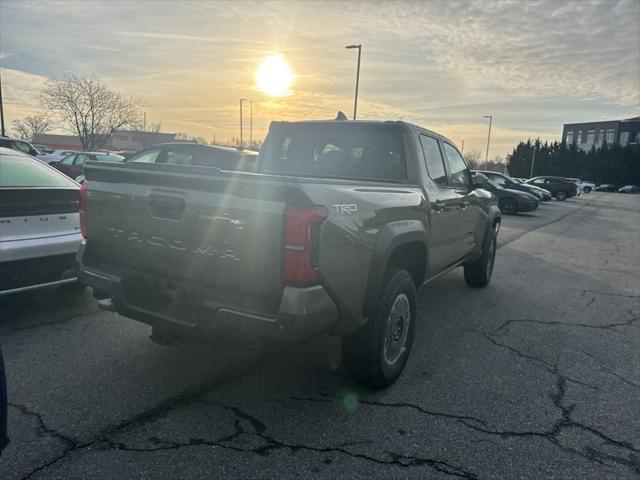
[269,119,459,151]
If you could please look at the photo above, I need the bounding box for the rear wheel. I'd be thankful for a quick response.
[555,190,567,201]
[498,198,517,214]
[464,230,497,287]
[583,186,592,193]
[341,269,416,388]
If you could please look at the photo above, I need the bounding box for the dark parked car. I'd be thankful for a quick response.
[618,185,640,193]
[595,184,616,192]
[0,135,40,157]
[125,143,259,171]
[474,173,539,214]
[52,152,124,179]
[525,176,578,200]
[475,170,551,201]
[78,119,501,387]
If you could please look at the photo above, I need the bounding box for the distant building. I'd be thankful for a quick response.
[107,130,176,150]
[562,117,640,151]
[32,130,176,152]
[32,134,83,151]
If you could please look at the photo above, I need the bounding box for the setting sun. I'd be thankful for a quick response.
[256,54,294,96]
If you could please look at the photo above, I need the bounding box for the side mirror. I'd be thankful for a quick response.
[472,172,489,189]
[75,175,86,184]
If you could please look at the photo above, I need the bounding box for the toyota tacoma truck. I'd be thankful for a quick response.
[77,119,501,388]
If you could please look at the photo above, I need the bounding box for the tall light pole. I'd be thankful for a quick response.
[483,115,493,170]
[530,146,536,179]
[239,98,247,147]
[0,68,5,137]
[249,100,253,148]
[461,140,465,155]
[345,44,362,120]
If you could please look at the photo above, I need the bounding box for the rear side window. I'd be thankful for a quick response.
[442,143,471,188]
[161,148,196,165]
[0,155,77,188]
[61,154,76,166]
[260,124,407,182]
[486,172,509,188]
[419,135,447,188]
[74,154,90,165]
[11,141,37,156]
[127,149,161,163]
[96,155,124,163]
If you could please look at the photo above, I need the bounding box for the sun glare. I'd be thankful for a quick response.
[256,54,294,96]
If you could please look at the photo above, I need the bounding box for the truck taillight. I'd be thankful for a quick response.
[283,206,327,285]
[79,181,88,239]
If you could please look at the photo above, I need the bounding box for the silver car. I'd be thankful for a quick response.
[0,147,83,295]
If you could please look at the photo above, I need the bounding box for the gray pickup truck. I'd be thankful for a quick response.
[78,120,500,387]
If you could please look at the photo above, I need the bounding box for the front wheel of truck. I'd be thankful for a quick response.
[464,229,497,287]
[341,269,416,388]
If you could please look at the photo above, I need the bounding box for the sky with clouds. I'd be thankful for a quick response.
[1,0,639,157]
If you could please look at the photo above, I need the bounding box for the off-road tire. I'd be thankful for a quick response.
[341,269,416,388]
[464,229,497,287]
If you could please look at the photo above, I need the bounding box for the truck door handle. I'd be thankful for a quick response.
[148,195,186,220]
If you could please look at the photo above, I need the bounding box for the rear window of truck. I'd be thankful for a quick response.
[259,123,407,182]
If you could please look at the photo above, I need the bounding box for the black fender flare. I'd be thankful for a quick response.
[483,205,502,249]
[362,220,428,319]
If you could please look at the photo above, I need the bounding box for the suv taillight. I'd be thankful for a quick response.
[79,181,88,239]
[282,206,327,285]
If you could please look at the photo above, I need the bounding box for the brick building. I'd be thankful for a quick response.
[562,116,640,151]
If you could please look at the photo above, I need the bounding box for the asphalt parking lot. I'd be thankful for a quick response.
[1,192,639,479]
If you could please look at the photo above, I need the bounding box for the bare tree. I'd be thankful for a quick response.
[464,150,482,169]
[12,114,51,141]
[40,75,141,151]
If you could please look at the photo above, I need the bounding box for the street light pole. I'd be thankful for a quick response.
[249,100,253,148]
[345,44,362,120]
[239,98,247,147]
[0,68,5,137]
[530,146,536,179]
[482,115,493,170]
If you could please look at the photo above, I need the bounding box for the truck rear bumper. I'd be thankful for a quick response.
[79,254,338,343]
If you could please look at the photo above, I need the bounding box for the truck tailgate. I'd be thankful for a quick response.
[83,162,292,312]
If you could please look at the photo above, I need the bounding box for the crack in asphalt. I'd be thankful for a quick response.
[468,331,640,473]
[291,394,488,426]
[103,400,479,479]
[460,375,640,473]
[493,313,640,335]
[566,345,640,391]
[475,330,597,390]
[9,403,78,449]
[580,289,640,299]
[14,351,271,480]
